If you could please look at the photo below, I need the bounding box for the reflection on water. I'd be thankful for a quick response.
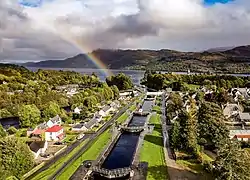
[102,132,140,170]
[128,116,146,127]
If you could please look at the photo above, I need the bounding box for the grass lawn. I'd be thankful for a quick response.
[176,159,203,174]
[176,151,213,175]
[152,106,162,114]
[201,153,213,162]
[140,114,168,180]
[31,139,88,180]
[187,84,200,90]
[117,112,129,124]
[63,135,76,143]
[129,105,137,111]
[57,129,112,179]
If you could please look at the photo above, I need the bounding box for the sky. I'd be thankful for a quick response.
[1,0,250,62]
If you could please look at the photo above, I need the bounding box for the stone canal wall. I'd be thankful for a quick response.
[94,114,134,166]
[131,113,152,167]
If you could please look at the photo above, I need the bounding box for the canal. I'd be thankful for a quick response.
[94,100,154,179]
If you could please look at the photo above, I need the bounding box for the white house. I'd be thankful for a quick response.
[223,103,243,119]
[147,92,163,96]
[29,141,48,159]
[74,107,81,114]
[46,115,62,128]
[72,123,87,132]
[99,106,114,117]
[94,114,102,122]
[45,125,64,141]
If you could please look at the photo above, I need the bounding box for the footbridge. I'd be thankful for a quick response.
[92,166,132,179]
[120,126,145,133]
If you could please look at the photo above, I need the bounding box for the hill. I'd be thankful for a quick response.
[23,45,250,73]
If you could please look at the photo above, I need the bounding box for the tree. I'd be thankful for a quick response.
[197,102,229,149]
[213,140,250,180]
[7,126,17,135]
[111,85,119,99]
[83,96,97,108]
[0,108,12,118]
[106,73,133,90]
[18,104,41,127]
[185,98,199,155]
[170,121,181,149]
[0,137,35,178]
[0,124,7,138]
[57,97,69,107]
[43,101,61,119]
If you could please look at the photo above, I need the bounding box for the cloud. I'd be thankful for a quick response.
[1,0,250,61]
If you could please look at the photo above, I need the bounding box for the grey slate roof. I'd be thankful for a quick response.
[84,118,98,129]
[50,115,61,123]
[37,122,47,130]
[73,123,85,129]
[102,105,111,112]
[239,113,250,121]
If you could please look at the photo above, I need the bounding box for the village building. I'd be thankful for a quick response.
[29,141,48,159]
[74,107,81,114]
[46,115,62,128]
[84,118,99,130]
[99,105,114,117]
[72,123,86,132]
[239,112,250,122]
[45,125,64,141]
[223,103,243,119]
[230,129,250,141]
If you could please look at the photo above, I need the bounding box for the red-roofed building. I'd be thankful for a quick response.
[45,125,64,141]
[234,134,250,142]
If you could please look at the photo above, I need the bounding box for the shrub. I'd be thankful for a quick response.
[7,127,17,135]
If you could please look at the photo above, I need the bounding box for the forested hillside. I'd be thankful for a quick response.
[24,45,250,73]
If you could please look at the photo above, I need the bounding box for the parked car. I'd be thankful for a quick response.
[77,134,85,140]
[54,142,64,145]
[41,154,50,158]
[82,160,92,168]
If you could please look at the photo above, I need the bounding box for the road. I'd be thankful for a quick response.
[48,101,135,180]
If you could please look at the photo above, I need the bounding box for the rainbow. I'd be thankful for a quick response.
[51,26,113,77]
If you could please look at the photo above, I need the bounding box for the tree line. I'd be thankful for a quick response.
[142,70,250,90]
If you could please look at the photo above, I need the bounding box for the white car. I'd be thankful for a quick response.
[77,134,85,140]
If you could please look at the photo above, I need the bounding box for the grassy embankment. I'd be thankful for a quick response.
[140,113,168,180]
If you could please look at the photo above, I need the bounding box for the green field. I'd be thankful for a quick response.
[140,114,168,180]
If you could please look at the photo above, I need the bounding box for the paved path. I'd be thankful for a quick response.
[161,92,200,180]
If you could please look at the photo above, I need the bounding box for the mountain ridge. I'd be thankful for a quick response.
[23,45,250,73]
